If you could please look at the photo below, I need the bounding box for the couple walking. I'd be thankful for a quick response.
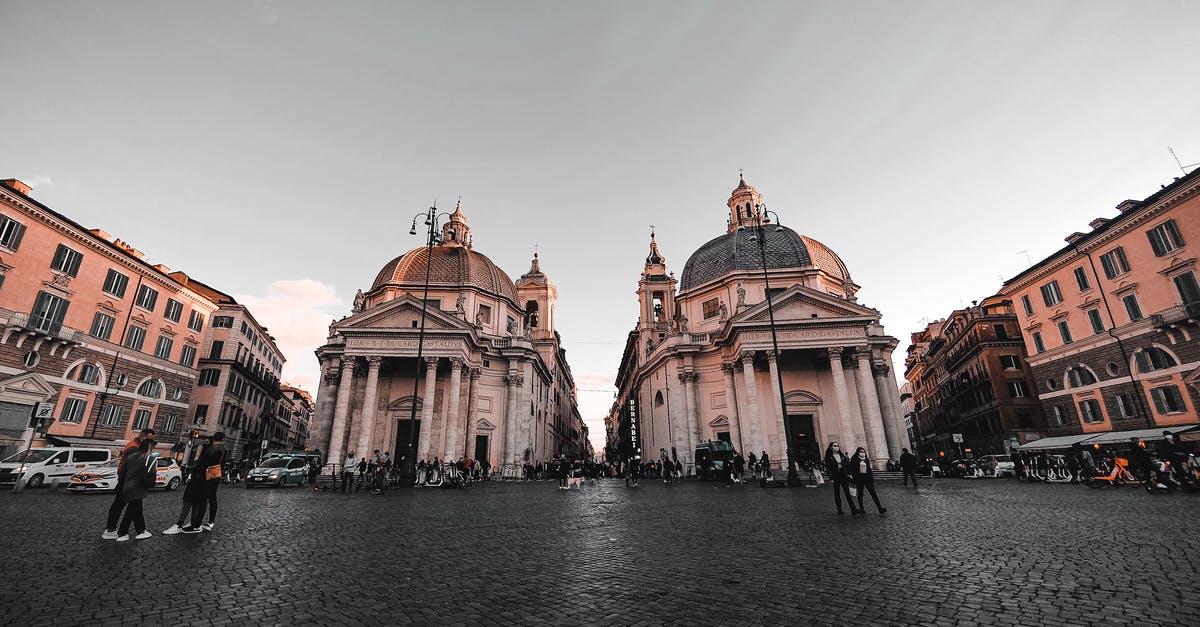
[824,441,887,516]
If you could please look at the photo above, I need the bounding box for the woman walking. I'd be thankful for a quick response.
[849,447,887,516]
[164,437,211,535]
[824,442,860,515]
[116,438,158,541]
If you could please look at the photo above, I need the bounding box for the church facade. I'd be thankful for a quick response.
[312,202,587,474]
[611,178,907,471]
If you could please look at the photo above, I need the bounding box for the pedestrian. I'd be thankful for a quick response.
[760,451,771,480]
[164,437,212,535]
[343,451,358,492]
[307,459,321,488]
[747,451,757,479]
[103,428,155,540]
[1156,431,1188,486]
[1127,437,1154,489]
[900,448,918,487]
[732,452,745,484]
[357,456,368,481]
[115,437,159,542]
[824,442,860,515]
[182,431,228,533]
[849,447,886,516]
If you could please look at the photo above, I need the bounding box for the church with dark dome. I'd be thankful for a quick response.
[311,201,589,473]
[609,177,907,472]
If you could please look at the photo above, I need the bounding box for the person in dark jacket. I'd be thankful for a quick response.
[164,437,211,535]
[103,428,154,540]
[824,442,860,515]
[116,438,158,541]
[1127,437,1154,488]
[849,447,887,515]
[900,448,919,487]
[183,432,228,533]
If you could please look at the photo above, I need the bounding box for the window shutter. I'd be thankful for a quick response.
[10,222,25,250]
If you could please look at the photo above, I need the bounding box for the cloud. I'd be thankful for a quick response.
[255,0,279,25]
[234,279,343,393]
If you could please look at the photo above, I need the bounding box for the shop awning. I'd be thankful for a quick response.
[1019,425,1200,451]
[1019,434,1095,451]
[43,435,126,449]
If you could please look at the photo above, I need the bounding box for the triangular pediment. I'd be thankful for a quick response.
[338,295,474,332]
[737,284,878,323]
[709,415,729,428]
[476,418,496,431]
[0,372,58,404]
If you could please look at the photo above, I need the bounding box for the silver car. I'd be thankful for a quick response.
[245,456,308,488]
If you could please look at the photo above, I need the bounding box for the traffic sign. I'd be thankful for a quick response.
[952,433,964,443]
[32,402,55,420]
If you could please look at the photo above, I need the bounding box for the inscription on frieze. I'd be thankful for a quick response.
[741,328,862,342]
[347,338,462,350]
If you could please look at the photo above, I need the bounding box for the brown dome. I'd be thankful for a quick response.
[372,245,519,303]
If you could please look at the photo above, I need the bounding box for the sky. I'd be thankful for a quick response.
[3,1,1200,455]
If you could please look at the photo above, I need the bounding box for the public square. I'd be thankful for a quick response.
[1,478,1198,626]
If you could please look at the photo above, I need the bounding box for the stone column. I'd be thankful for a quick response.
[522,360,535,461]
[766,351,785,462]
[854,346,888,462]
[873,361,904,459]
[311,360,338,463]
[417,356,438,460]
[883,355,910,454]
[739,351,762,455]
[464,367,481,459]
[679,372,696,463]
[503,366,523,471]
[443,357,464,460]
[353,356,383,458]
[826,347,858,449]
[721,362,743,453]
[327,355,357,465]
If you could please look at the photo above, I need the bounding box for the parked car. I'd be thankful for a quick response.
[0,447,112,488]
[245,456,308,488]
[975,454,1016,478]
[66,457,183,493]
[694,440,737,481]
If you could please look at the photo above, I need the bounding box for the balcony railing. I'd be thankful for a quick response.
[1151,301,1200,328]
[7,311,77,342]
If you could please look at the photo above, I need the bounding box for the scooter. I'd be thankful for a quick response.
[1145,460,1179,494]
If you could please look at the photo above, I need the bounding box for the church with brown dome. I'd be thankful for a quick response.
[311,201,588,473]
[609,177,907,472]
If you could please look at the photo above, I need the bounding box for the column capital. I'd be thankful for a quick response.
[469,367,482,380]
[721,362,737,375]
[739,350,756,363]
[872,362,890,377]
[678,371,698,383]
[423,356,439,367]
[766,350,778,363]
[365,355,383,368]
[506,373,524,386]
[854,344,871,358]
[340,354,359,371]
[827,346,844,359]
[449,356,465,367]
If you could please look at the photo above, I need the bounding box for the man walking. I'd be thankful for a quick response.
[342,450,358,493]
[900,448,919,487]
[103,428,154,540]
[182,431,228,533]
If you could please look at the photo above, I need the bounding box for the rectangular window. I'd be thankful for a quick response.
[90,311,116,341]
[212,315,234,328]
[1021,295,1033,315]
[164,298,183,323]
[1150,385,1187,414]
[99,404,125,428]
[161,414,179,433]
[994,324,1008,340]
[701,298,720,319]
[209,340,224,360]
[1073,267,1091,291]
[477,305,492,324]
[1086,309,1105,335]
[188,310,204,332]
[102,269,129,298]
[29,291,70,334]
[132,408,152,430]
[180,345,197,368]
[124,325,146,351]
[1147,219,1185,256]
[198,368,220,386]
[154,335,173,360]
[1116,393,1136,419]
[1100,247,1130,279]
[0,214,26,250]
[1040,281,1063,307]
[1032,331,1045,354]
[1174,271,1200,306]
[50,244,83,277]
[1122,294,1143,322]
[1000,355,1020,370]
[1049,405,1068,427]
[194,404,209,424]
[1057,320,1073,345]
[59,397,88,424]
[135,285,158,311]
[1078,398,1104,424]
[1007,381,1028,398]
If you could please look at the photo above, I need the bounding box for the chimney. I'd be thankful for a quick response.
[1115,199,1139,213]
[88,228,112,241]
[1,179,32,196]
[1088,217,1111,230]
[1065,232,1088,245]
[153,263,171,274]
[112,238,145,260]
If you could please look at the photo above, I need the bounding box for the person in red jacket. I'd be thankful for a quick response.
[102,428,154,540]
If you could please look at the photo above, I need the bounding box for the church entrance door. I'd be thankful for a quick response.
[394,419,420,462]
[474,435,489,465]
[786,414,819,467]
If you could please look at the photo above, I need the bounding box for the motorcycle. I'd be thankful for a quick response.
[1145,460,1179,494]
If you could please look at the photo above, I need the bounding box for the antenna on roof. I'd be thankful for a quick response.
[1168,146,1198,175]
[1017,250,1031,267]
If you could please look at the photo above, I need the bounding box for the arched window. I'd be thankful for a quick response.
[1134,347,1177,373]
[1067,366,1097,388]
[66,362,100,385]
[654,391,664,407]
[136,378,163,399]
[745,202,753,216]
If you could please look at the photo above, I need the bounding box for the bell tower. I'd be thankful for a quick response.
[637,230,678,339]
[516,251,557,341]
[727,174,767,233]
[441,199,473,249]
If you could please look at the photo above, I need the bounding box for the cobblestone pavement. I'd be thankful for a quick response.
[1,477,1198,626]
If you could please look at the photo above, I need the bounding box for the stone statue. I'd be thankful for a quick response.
[456,293,466,317]
[736,284,746,308]
[523,322,533,339]
[506,317,516,335]
[679,314,689,334]
[474,310,483,327]
[352,289,365,313]
[719,302,728,321]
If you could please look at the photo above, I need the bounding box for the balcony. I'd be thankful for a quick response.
[1151,301,1200,328]
[4,311,79,347]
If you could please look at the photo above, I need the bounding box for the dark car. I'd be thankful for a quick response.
[695,441,737,481]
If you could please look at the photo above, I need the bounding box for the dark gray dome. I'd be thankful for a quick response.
[679,226,850,291]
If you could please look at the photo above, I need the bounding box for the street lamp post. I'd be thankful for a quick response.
[398,204,454,487]
[742,205,800,486]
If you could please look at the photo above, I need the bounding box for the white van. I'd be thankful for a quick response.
[0,447,113,488]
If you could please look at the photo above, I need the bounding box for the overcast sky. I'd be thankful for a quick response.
[3,1,1199,454]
